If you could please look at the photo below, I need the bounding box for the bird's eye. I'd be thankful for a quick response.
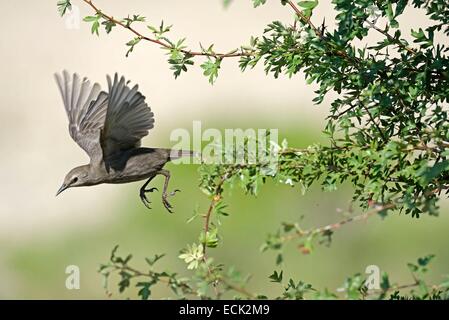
[72,177,78,183]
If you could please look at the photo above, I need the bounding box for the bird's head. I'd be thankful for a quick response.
[56,165,91,196]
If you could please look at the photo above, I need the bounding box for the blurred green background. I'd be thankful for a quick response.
[3,119,449,299]
[0,0,447,299]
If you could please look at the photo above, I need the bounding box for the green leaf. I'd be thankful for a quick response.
[137,282,154,300]
[123,14,146,28]
[253,0,267,7]
[417,254,435,267]
[199,227,219,248]
[269,270,283,283]
[297,0,318,17]
[297,0,318,10]
[126,37,142,57]
[168,52,194,79]
[145,254,165,266]
[57,0,72,17]
[200,58,222,84]
[102,20,116,34]
[418,161,449,185]
[83,15,99,22]
[395,0,407,17]
[380,272,390,291]
[118,271,131,293]
[276,253,283,265]
[83,15,101,36]
[223,0,233,8]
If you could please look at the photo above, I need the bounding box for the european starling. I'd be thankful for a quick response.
[55,71,194,212]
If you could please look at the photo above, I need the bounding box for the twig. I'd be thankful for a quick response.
[201,257,220,298]
[81,0,253,59]
[371,24,417,55]
[199,170,233,297]
[285,1,360,63]
[286,0,320,37]
[362,104,388,143]
[368,280,442,297]
[116,262,257,299]
[280,203,396,243]
[219,277,256,299]
[202,171,232,253]
[112,264,196,296]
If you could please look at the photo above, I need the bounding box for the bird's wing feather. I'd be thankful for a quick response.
[101,73,154,160]
[55,71,108,164]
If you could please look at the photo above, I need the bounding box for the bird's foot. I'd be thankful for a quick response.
[161,195,173,213]
[139,187,158,210]
[140,193,152,209]
[161,190,179,213]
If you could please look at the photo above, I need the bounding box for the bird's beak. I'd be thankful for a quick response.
[56,183,68,196]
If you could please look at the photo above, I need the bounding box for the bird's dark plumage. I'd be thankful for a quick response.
[55,71,108,164]
[55,71,194,212]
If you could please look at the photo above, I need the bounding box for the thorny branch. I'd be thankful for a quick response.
[81,0,254,59]
[103,247,257,299]
[286,0,320,37]
[371,24,417,55]
[285,0,362,63]
[202,170,231,254]
[279,203,396,243]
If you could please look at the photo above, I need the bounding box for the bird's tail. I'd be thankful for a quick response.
[169,149,200,160]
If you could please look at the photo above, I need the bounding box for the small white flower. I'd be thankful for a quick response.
[366,4,382,19]
[280,178,294,186]
[363,5,382,28]
[179,243,204,270]
[298,30,309,45]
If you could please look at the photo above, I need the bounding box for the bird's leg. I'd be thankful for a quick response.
[157,169,180,213]
[139,174,158,209]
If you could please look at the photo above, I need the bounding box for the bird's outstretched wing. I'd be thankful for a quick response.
[101,74,155,160]
[55,71,108,164]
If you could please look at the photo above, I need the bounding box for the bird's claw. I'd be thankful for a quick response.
[161,189,180,213]
[141,184,179,213]
[140,193,152,209]
[139,187,158,210]
[162,194,174,213]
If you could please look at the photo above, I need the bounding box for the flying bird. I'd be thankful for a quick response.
[55,71,194,212]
